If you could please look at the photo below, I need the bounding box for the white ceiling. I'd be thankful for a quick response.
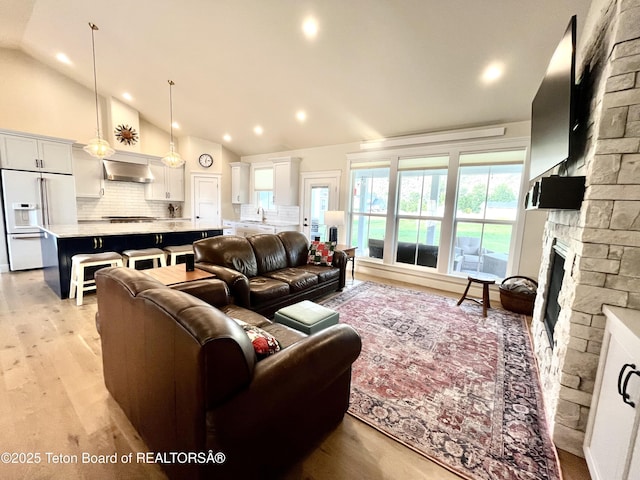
[0,0,592,157]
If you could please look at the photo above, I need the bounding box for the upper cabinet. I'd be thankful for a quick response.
[272,157,300,206]
[230,162,250,204]
[145,159,184,201]
[0,131,73,174]
[72,145,104,198]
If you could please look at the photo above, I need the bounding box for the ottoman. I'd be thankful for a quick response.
[274,300,339,334]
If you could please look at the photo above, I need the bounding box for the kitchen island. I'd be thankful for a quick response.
[40,221,223,299]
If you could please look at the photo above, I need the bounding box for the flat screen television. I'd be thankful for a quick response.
[529,16,577,181]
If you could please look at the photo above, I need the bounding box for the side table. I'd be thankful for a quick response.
[336,244,357,281]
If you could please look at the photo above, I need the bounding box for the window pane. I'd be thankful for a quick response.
[255,191,273,210]
[352,168,389,214]
[397,169,447,216]
[452,222,511,279]
[486,165,522,221]
[350,214,386,258]
[456,167,489,219]
[396,219,440,268]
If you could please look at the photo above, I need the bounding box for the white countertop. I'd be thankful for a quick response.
[40,221,223,238]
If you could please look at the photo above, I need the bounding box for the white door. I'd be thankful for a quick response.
[301,172,341,241]
[192,174,220,224]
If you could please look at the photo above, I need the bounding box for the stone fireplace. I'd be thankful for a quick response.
[530,0,640,457]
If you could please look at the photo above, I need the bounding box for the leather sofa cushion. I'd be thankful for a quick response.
[278,231,310,267]
[194,235,258,277]
[262,322,306,348]
[299,265,340,283]
[264,268,319,292]
[247,234,288,274]
[222,304,272,329]
[249,276,290,304]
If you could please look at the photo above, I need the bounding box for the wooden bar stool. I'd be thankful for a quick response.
[457,274,496,317]
[122,248,167,269]
[163,244,194,265]
[69,252,123,306]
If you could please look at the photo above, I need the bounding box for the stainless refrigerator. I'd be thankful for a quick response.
[1,169,77,270]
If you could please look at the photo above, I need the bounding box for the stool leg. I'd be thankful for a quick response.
[482,284,491,317]
[76,265,85,306]
[457,280,472,306]
[69,261,77,299]
[159,255,167,267]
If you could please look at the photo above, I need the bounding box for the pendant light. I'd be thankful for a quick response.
[161,80,184,168]
[83,22,115,160]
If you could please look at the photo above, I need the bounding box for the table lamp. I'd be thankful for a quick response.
[324,210,345,243]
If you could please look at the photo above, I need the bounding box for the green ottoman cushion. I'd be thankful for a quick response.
[274,300,339,334]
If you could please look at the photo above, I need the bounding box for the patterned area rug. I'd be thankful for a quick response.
[320,282,560,480]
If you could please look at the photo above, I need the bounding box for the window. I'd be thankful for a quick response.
[254,167,274,210]
[347,141,527,280]
[350,163,390,259]
[395,156,448,268]
[451,151,524,278]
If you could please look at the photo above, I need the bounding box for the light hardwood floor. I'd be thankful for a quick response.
[0,269,589,479]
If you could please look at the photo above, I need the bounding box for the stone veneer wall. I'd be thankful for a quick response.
[531,0,640,457]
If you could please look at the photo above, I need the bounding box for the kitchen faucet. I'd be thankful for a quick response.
[257,206,266,222]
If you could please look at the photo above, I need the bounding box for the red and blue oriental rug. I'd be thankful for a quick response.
[320,281,560,480]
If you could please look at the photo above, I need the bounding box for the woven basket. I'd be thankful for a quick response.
[499,276,538,315]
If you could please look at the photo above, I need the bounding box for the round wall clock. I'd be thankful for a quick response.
[114,124,139,145]
[199,153,214,168]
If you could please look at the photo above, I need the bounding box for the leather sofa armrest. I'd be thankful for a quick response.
[332,250,347,289]
[171,278,232,308]
[196,263,251,306]
[212,323,361,433]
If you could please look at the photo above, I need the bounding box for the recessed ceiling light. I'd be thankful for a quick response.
[171,121,180,129]
[482,63,504,83]
[302,17,318,39]
[122,92,133,101]
[296,110,307,122]
[223,134,232,142]
[254,125,263,136]
[56,53,72,65]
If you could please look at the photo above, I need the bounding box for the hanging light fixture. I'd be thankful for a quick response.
[83,22,115,160]
[161,80,184,168]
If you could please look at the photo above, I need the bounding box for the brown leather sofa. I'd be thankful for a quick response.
[95,267,361,479]
[193,231,347,317]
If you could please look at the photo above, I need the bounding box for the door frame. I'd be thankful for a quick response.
[300,170,342,240]
[190,173,221,224]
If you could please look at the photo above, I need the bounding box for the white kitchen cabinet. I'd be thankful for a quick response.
[72,146,104,198]
[0,131,73,174]
[584,305,640,480]
[272,157,300,206]
[230,162,249,204]
[145,159,185,201]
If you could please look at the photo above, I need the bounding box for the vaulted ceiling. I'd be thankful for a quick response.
[0,0,592,156]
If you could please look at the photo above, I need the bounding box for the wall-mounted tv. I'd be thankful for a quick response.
[529,16,577,181]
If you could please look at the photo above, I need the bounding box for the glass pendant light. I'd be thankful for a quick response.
[83,22,115,160]
[161,80,184,168]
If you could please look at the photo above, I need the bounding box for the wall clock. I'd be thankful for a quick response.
[199,153,214,168]
[114,124,139,145]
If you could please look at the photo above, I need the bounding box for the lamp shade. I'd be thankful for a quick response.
[323,210,345,227]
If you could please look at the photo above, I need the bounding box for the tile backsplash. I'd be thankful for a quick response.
[76,181,182,220]
[240,204,300,224]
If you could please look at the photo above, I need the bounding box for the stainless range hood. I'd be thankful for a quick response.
[103,160,154,183]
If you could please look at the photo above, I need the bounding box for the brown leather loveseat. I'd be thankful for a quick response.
[95,267,361,479]
[194,231,347,317]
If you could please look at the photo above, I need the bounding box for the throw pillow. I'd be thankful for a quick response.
[232,318,281,358]
[307,240,337,266]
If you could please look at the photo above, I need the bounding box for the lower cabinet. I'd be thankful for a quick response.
[584,305,640,480]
